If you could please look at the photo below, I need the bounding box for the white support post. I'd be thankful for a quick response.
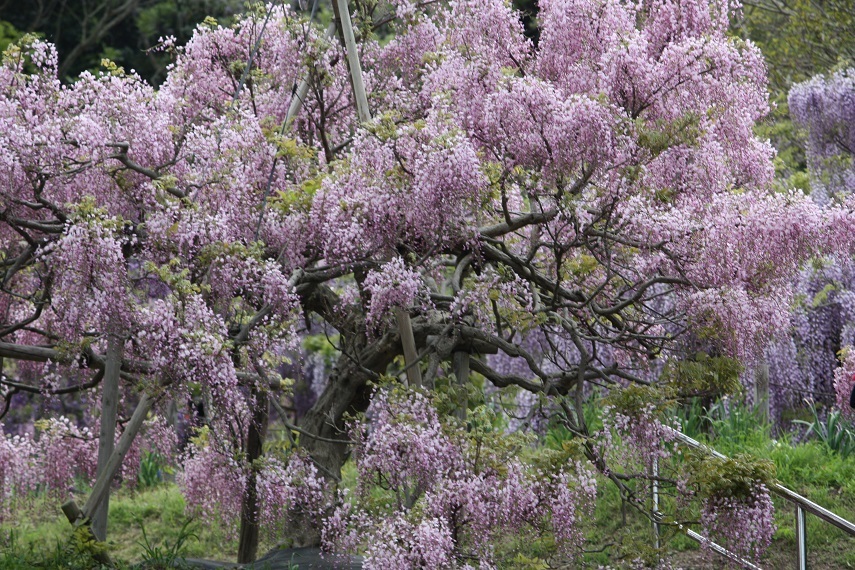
[797,505,807,570]
[332,0,423,388]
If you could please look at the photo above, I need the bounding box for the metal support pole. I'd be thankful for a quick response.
[332,0,423,389]
[797,505,807,570]
[685,529,763,570]
[652,457,661,552]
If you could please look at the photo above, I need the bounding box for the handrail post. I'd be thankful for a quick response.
[797,505,807,570]
[652,457,661,553]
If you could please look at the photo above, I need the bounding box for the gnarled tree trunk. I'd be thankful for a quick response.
[237,383,270,563]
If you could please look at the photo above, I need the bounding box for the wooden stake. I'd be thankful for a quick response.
[83,392,155,522]
[333,0,371,124]
[60,500,113,567]
[92,333,121,541]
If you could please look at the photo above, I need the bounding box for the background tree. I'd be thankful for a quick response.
[770,69,855,421]
[0,0,246,82]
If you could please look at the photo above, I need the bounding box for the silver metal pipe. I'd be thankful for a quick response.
[775,484,855,536]
[797,505,808,570]
[684,529,764,570]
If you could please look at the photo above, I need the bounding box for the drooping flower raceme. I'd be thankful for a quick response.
[700,484,776,566]
[327,387,597,568]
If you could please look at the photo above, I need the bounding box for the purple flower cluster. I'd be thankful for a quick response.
[363,257,428,333]
[834,348,855,421]
[360,514,455,569]
[179,437,247,539]
[180,437,330,541]
[326,388,597,568]
[353,389,460,495]
[256,452,329,540]
[135,296,242,413]
[790,69,855,203]
[0,409,183,523]
[600,405,677,471]
[0,431,40,524]
[700,484,776,566]
[0,416,101,522]
[756,68,855,420]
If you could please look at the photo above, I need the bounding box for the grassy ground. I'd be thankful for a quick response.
[4,405,855,568]
[0,486,241,569]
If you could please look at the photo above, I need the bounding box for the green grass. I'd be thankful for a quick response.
[1,485,239,569]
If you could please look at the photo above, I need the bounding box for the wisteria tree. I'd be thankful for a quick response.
[2,0,854,566]
[778,69,855,419]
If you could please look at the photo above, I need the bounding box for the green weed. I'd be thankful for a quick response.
[137,517,197,569]
[793,401,855,458]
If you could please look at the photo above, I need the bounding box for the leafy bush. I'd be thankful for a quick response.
[793,401,855,458]
[0,529,112,570]
[137,518,197,570]
[138,452,167,489]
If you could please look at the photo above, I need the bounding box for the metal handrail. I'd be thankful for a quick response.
[772,484,855,535]
[684,528,763,569]
[661,426,855,569]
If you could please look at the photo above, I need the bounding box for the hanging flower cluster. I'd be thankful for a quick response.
[324,387,597,568]
[699,484,776,566]
[180,429,330,541]
[0,413,183,523]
